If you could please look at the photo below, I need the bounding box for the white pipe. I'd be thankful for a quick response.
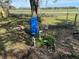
[32,37,36,47]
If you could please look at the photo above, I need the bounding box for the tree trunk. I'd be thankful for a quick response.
[30,0,39,16]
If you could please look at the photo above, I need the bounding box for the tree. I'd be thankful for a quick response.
[30,0,39,16]
[29,0,58,16]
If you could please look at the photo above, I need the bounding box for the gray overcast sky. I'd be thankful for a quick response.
[11,0,79,8]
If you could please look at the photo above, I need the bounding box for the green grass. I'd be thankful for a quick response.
[42,13,78,25]
[9,9,79,25]
[9,8,79,14]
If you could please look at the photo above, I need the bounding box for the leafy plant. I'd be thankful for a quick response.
[43,35,55,46]
[36,38,44,47]
[36,35,55,49]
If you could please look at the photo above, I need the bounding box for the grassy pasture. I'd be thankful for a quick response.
[9,8,79,25]
[43,14,78,25]
[9,8,79,14]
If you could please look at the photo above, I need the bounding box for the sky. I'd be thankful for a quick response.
[11,0,79,8]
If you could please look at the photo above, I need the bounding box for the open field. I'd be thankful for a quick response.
[9,9,79,25]
[9,9,79,14]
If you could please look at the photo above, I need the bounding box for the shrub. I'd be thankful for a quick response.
[36,35,55,49]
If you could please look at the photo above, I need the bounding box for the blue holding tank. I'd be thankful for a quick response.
[30,16,38,37]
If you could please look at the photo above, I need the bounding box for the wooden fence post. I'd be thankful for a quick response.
[66,8,68,20]
[74,14,78,27]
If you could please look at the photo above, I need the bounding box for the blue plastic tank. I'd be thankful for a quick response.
[30,16,38,36]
